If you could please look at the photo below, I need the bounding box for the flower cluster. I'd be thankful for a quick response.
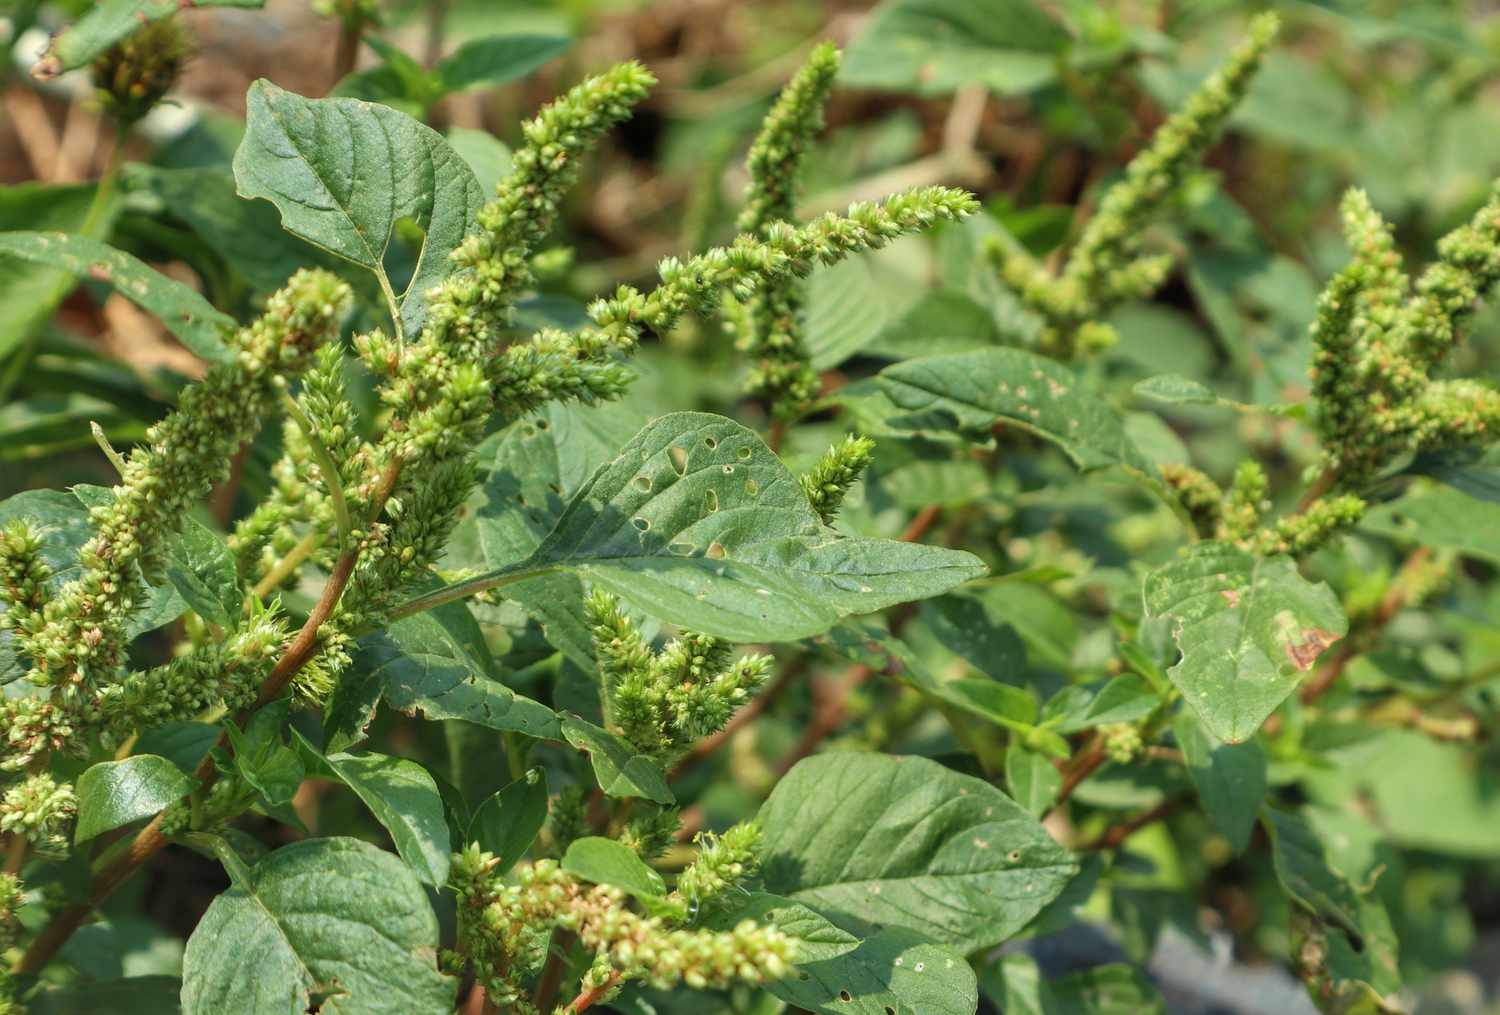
[1162,457,1365,558]
[91,16,192,126]
[587,591,771,765]
[0,269,348,773]
[1310,186,1500,485]
[0,773,76,858]
[452,845,792,1005]
[729,42,842,422]
[995,13,1278,359]
[667,822,762,918]
[800,434,876,524]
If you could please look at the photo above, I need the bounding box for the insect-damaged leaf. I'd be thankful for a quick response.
[1143,542,1346,742]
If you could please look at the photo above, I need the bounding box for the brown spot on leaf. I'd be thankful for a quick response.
[1220,588,1240,607]
[1285,628,1339,671]
[88,262,112,282]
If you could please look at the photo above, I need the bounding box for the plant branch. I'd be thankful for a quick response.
[566,972,623,1013]
[1084,795,1185,850]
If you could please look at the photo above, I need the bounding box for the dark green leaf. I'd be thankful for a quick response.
[233,80,484,336]
[37,0,264,75]
[0,233,233,362]
[224,700,305,808]
[75,755,197,843]
[1362,487,1500,564]
[304,736,452,886]
[0,182,116,359]
[455,413,985,643]
[1173,713,1265,853]
[434,35,571,95]
[329,601,560,749]
[468,768,548,872]
[28,975,182,1015]
[164,518,241,627]
[758,753,1077,951]
[181,837,456,1014]
[1006,747,1061,819]
[560,716,673,805]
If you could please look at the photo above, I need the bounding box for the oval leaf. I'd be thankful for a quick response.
[181,837,456,1014]
[469,768,549,872]
[233,80,484,336]
[562,836,666,900]
[758,753,1078,952]
[75,755,196,844]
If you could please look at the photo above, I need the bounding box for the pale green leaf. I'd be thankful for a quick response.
[75,755,196,843]
[1132,374,1220,406]
[878,349,1154,474]
[1143,542,1347,743]
[0,233,233,362]
[562,836,666,900]
[842,0,1068,96]
[758,753,1077,951]
[233,80,484,336]
[1006,747,1061,819]
[180,837,456,1014]
[1362,487,1500,564]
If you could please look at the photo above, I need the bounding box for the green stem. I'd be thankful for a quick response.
[384,567,549,623]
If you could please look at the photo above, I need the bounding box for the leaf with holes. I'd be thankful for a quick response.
[878,349,1155,474]
[0,233,233,363]
[180,837,456,1014]
[711,894,978,1015]
[438,413,985,643]
[1143,542,1346,743]
[758,753,1078,951]
[234,79,484,336]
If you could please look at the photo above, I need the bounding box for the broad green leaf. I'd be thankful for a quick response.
[181,837,456,1014]
[28,976,182,1015]
[0,394,147,464]
[0,233,233,363]
[451,413,985,643]
[328,601,560,750]
[233,80,484,337]
[1143,542,1347,743]
[1263,808,1365,941]
[878,349,1155,474]
[1351,730,1500,857]
[1173,713,1265,853]
[842,0,1068,96]
[469,768,548,872]
[75,755,196,843]
[134,721,219,774]
[758,753,1077,951]
[302,736,451,886]
[1132,374,1220,406]
[36,0,264,75]
[433,35,571,95]
[865,289,1002,360]
[980,954,1053,1015]
[560,716,673,805]
[714,894,978,1015]
[445,129,513,195]
[562,836,666,899]
[224,700,304,808]
[1362,487,1500,564]
[0,182,118,359]
[1006,747,1061,818]
[164,518,240,627]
